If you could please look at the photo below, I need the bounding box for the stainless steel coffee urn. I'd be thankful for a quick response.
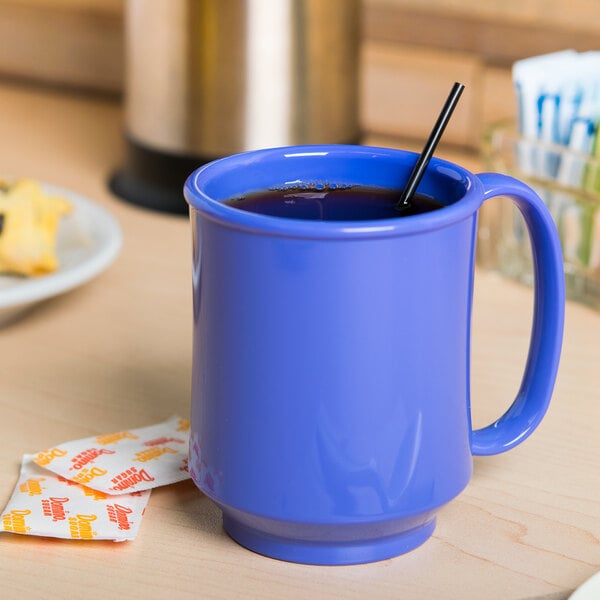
[110,0,361,214]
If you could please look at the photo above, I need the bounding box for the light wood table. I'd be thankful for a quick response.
[0,82,598,600]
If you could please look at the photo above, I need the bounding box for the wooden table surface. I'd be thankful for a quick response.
[0,82,598,600]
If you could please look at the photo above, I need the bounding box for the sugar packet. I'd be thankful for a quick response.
[513,50,600,183]
[31,415,191,494]
[1,455,150,541]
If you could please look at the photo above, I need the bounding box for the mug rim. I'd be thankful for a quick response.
[184,144,484,240]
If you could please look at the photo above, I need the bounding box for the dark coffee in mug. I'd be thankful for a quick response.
[224,186,444,221]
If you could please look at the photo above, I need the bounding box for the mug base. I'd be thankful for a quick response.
[222,514,436,565]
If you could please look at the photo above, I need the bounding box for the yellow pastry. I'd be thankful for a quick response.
[0,179,72,276]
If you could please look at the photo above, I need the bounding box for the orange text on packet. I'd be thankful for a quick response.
[68,514,98,539]
[2,509,32,534]
[134,446,178,463]
[69,448,115,470]
[110,467,155,492]
[72,466,108,485]
[19,477,45,496]
[81,486,108,501]
[95,431,139,445]
[144,436,185,447]
[34,447,67,466]
[41,497,69,522]
[106,504,134,531]
[176,419,190,432]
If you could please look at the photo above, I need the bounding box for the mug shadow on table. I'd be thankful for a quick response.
[151,479,226,542]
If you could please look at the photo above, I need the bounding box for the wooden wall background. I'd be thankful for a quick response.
[1,0,599,150]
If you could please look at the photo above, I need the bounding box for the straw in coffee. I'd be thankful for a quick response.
[396,82,465,211]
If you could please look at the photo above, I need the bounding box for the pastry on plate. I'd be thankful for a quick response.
[0,179,72,276]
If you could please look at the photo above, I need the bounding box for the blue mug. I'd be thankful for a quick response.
[184,145,565,565]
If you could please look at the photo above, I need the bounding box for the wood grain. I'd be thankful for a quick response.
[361,41,483,146]
[0,0,123,93]
[363,1,600,66]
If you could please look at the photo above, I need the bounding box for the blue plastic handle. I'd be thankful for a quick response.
[470,173,565,455]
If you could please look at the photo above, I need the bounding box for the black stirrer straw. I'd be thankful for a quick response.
[396,82,465,212]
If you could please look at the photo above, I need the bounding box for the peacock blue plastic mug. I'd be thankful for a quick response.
[184,145,565,565]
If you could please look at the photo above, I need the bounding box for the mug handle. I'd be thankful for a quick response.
[470,173,565,456]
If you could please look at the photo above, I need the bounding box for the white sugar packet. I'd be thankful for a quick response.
[1,455,150,541]
[31,415,191,494]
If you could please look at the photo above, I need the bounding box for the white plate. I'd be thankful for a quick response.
[0,183,122,326]
[569,571,600,599]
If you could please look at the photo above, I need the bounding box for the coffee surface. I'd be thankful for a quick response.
[224,186,444,221]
